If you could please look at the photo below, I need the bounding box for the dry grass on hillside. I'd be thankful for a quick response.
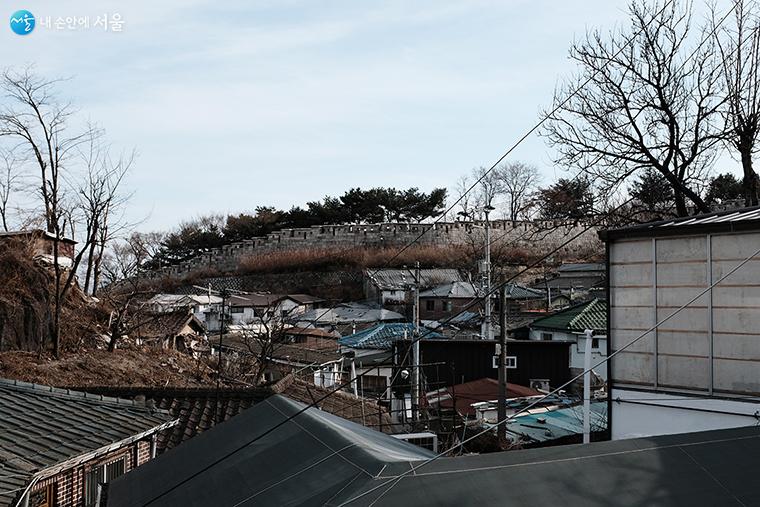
[237,244,536,274]
[0,348,217,388]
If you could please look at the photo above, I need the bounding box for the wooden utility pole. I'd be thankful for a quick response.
[497,285,508,446]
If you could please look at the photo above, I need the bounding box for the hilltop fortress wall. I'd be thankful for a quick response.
[144,220,602,279]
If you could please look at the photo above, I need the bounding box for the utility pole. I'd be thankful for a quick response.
[214,288,230,422]
[497,284,508,446]
[480,206,494,341]
[583,329,593,444]
[411,261,421,424]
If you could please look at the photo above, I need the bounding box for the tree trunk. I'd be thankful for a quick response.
[674,190,688,217]
[108,317,122,352]
[83,237,97,295]
[740,148,759,206]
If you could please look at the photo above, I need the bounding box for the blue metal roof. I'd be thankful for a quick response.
[506,401,607,443]
[339,323,443,350]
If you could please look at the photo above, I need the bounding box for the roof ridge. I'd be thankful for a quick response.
[0,378,169,414]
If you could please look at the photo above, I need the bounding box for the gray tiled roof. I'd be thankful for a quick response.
[297,303,404,324]
[365,268,464,290]
[0,379,176,506]
[419,282,544,300]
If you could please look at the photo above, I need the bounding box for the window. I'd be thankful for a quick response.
[29,484,55,507]
[541,332,553,341]
[445,301,453,312]
[84,457,126,507]
[492,355,518,369]
[425,300,435,311]
[592,337,600,349]
[229,307,244,314]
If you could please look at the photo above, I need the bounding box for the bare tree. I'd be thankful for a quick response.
[472,166,501,218]
[543,1,724,217]
[0,69,132,356]
[0,148,22,231]
[234,303,299,385]
[78,138,134,296]
[452,174,475,220]
[713,0,760,206]
[0,69,91,231]
[99,234,161,352]
[495,161,540,221]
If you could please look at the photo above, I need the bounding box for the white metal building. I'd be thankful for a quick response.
[601,207,760,439]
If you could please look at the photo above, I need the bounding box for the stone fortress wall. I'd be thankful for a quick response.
[145,220,602,279]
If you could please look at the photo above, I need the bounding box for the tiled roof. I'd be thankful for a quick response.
[418,281,477,298]
[220,335,341,365]
[0,379,175,506]
[146,294,222,306]
[82,374,397,455]
[558,263,605,273]
[503,283,546,300]
[227,293,324,308]
[228,293,281,308]
[283,327,339,339]
[284,294,325,305]
[298,303,404,324]
[529,299,607,333]
[128,310,205,341]
[339,323,443,350]
[419,282,543,300]
[365,268,464,290]
[0,229,76,244]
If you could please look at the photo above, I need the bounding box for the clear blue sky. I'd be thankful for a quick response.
[2,1,729,231]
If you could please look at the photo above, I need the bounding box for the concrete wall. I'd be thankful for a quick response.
[609,231,760,396]
[144,220,602,280]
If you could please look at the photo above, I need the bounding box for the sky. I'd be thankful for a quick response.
[1,1,729,231]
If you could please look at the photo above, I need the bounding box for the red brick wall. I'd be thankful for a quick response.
[28,438,154,507]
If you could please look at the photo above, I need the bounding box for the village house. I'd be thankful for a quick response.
[0,229,77,267]
[339,322,443,400]
[144,294,222,327]
[546,262,606,291]
[0,379,176,507]
[296,302,404,336]
[418,281,544,322]
[282,326,340,350]
[601,206,760,440]
[128,310,208,357]
[363,268,464,306]
[528,299,608,380]
[215,333,343,384]
[210,293,325,330]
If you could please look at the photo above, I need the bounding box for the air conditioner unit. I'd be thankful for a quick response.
[530,379,551,391]
[390,432,438,453]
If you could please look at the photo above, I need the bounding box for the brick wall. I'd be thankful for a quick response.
[27,438,154,507]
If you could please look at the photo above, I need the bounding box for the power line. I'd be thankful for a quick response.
[138,0,740,502]
[341,240,760,506]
